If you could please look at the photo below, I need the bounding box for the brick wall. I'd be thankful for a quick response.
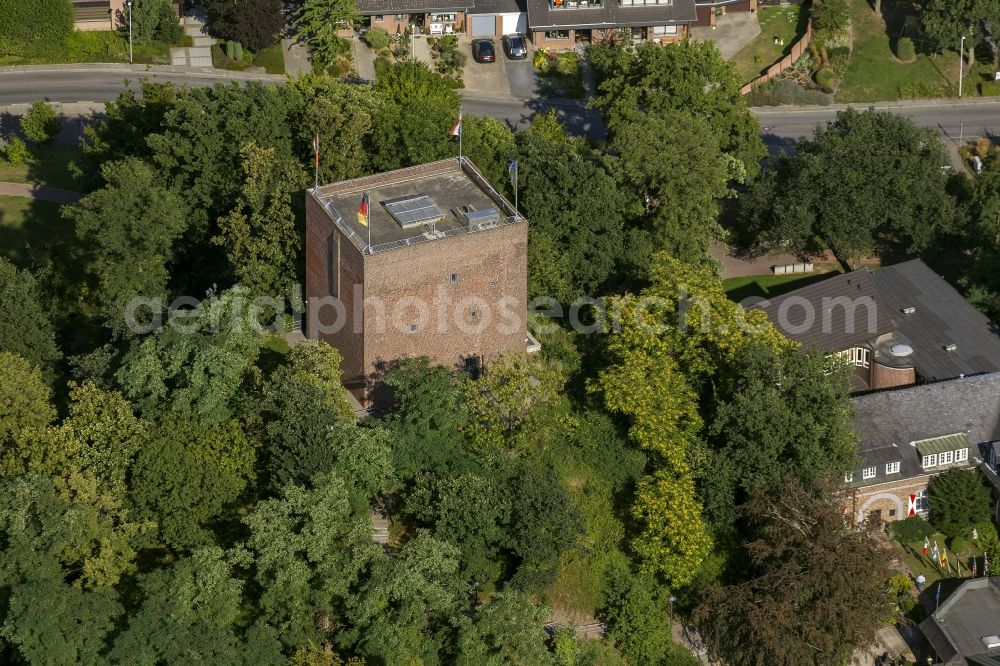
[369,14,409,34]
[848,474,932,524]
[532,29,576,49]
[871,362,917,390]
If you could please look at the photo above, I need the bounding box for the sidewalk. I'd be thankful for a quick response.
[0,182,80,204]
[0,63,286,81]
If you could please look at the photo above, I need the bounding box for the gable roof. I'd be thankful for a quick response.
[356,0,473,14]
[525,0,696,30]
[848,373,1000,486]
[752,270,892,351]
[872,259,1000,380]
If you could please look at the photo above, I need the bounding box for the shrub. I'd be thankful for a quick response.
[365,27,390,51]
[123,0,184,44]
[896,36,915,61]
[888,516,935,543]
[813,0,850,34]
[746,79,831,106]
[202,0,284,52]
[4,137,31,165]
[888,572,912,597]
[950,536,967,553]
[815,67,836,92]
[0,0,73,58]
[981,80,1000,96]
[20,102,60,144]
[976,137,992,158]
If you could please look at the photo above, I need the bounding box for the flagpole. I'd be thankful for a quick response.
[458,104,463,163]
[514,162,518,213]
[313,133,319,191]
[367,191,371,252]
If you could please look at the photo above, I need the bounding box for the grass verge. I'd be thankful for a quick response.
[0,196,68,268]
[0,30,171,66]
[212,41,286,74]
[722,268,842,302]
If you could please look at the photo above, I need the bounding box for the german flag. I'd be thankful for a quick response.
[357,192,370,227]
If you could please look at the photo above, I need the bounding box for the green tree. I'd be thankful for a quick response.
[610,110,731,265]
[0,258,61,376]
[812,0,850,33]
[928,468,993,537]
[129,414,256,549]
[743,108,957,261]
[5,382,147,503]
[295,0,359,69]
[695,481,894,666]
[214,142,306,299]
[202,0,285,52]
[700,344,857,534]
[594,40,765,180]
[920,0,1000,64]
[20,100,61,144]
[517,115,627,298]
[241,472,385,649]
[463,115,517,194]
[111,547,284,664]
[456,590,555,665]
[125,0,184,44]
[65,158,188,331]
[0,352,54,451]
[115,287,261,424]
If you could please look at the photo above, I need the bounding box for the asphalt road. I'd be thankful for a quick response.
[2,68,999,146]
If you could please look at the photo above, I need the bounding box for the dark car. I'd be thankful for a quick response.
[472,39,496,63]
[502,33,528,59]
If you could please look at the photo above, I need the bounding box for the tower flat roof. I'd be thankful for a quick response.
[311,158,523,254]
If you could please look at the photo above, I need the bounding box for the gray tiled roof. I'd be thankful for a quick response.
[357,0,473,14]
[468,0,525,13]
[872,259,1000,381]
[848,373,1000,488]
[752,270,892,352]
[526,0,696,30]
[920,577,1000,664]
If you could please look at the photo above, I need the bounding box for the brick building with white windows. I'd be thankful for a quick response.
[845,372,1000,526]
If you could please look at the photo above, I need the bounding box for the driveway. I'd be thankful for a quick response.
[690,12,761,60]
[461,38,511,96]
[506,57,538,98]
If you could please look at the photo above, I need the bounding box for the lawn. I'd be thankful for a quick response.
[0,143,83,191]
[835,0,960,102]
[722,268,842,302]
[731,5,807,84]
[892,533,982,589]
[0,196,70,268]
[212,41,286,74]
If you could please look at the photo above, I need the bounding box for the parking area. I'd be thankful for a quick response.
[461,36,512,95]
[505,56,538,98]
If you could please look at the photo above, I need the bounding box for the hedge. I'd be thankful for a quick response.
[0,0,73,58]
[815,67,836,93]
[888,516,935,543]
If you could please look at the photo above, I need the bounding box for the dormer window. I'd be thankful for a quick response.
[862,466,876,480]
[940,450,954,465]
[886,461,900,474]
[844,472,853,483]
[957,448,969,462]
[922,453,938,468]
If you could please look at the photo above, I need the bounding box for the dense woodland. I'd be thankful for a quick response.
[3,39,1000,665]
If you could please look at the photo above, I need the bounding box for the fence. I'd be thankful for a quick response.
[740,20,813,95]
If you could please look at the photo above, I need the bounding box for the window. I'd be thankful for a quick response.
[844,472,853,483]
[552,0,601,8]
[450,273,458,284]
[431,13,456,21]
[922,453,938,469]
[544,30,570,38]
[915,489,929,512]
[940,450,955,465]
[651,25,678,35]
[957,448,969,462]
[374,14,384,22]
[886,461,900,475]
[395,13,406,20]
[622,0,672,5]
[862,466,876,480]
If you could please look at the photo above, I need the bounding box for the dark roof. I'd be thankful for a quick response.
[469,0,525,13]
[752,270,892,352]
[526,0,696,30]
[357,0,472,14]
[848,373,1000,487]
[920,577,1000,664]
[872,259,1000,381]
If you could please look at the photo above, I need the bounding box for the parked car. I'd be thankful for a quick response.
[472,39,496,63]
[502,33,528,59]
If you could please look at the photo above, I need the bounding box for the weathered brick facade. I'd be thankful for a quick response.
[846,474,932,525]
[305,159,528,407]
[530,24,687,49]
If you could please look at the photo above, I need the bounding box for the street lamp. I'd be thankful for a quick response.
[668,595,677,627]
[959,35,965,98]
[127,0,133,64]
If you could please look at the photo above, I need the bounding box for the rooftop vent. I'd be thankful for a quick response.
[890,344,913,357]
[464,207,500,228]
[983,635,1000,649]
[902,306,916,315]
[384,194,445,229]
[944,343,958,352]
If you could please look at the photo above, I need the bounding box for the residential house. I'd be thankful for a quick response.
[920,576,1000,665]
[71,0,182,32]
[754,259,1000,392]
[524,0,696,49]
[846,372,1000,526]
[304,158,530,407]
[356,0,474,35]
[692,0,758,28]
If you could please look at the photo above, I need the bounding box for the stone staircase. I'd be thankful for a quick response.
[170,11,214,68]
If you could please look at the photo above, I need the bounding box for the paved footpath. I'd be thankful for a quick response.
[0,182,80,204]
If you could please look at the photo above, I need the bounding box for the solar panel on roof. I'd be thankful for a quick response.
[384,195,445,229]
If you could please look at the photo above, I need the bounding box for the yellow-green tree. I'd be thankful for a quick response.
[597,253,787,586]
